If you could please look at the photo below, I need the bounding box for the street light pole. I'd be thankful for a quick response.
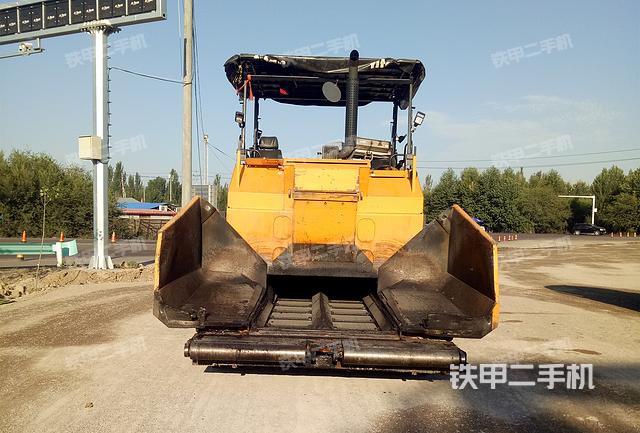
[87,25,117,270]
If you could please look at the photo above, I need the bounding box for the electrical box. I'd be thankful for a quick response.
[78,135,105,160]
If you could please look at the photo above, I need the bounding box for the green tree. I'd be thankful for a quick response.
[599,193,640,232]
[518,186,571,233]
[457,167,481,215]
[213,174,228,211]
[425,169,459,221]
[145,177,167,203]
[109,161,126,198]
[569,180,591,195]
[0,150,123,238]
[528,170,568,194]
[591,166,625,224]
[47,166,93,237]
[474,167,527,232]
[126,173,144,201]
[422,174,433,194]
[168,169,182,205]
[623,168,640,199]
[0,151,192,238]
[0,151,64,236]
[566,180,592,227]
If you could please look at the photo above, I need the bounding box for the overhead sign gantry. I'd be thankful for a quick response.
[0,0,166,269]
[0,1,165,45]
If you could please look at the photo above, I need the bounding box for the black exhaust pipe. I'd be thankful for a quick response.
[334,50,359,159]
[343,50,359,153]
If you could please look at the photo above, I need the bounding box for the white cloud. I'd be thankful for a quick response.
[425,95,627,153]
[426,111,546,149]
[484,95,621,125]
[418,95,635,182]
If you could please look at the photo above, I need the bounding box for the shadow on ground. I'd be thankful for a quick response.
[204,365,449,381]
[371,364,640,433]
[546,285,640,312]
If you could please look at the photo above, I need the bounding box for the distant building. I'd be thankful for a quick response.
[192,184,218,206]
[116,199,177,238]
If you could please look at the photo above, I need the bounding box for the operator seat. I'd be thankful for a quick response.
[256,136,282,159]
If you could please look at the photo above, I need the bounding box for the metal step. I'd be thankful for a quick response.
[328,299,378,331]
[265,293,380,331]
[267,298,313,328]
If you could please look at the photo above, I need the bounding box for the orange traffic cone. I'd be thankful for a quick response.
[111,231,117,243]
[17,230,27,260]
[59,231,65,242]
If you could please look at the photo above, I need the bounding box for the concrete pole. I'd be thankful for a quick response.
[89,27,113,270]
[181,0,193,207]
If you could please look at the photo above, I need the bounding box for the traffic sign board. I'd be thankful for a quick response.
[0,0,166,45]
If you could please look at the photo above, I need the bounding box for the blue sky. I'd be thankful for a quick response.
[1,0,638,184]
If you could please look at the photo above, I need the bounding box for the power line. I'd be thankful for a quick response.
[208,143,233,159]
[207,142,232,174]
[109,66,182,84]
[426,147,640,163]
[419,156,640,170]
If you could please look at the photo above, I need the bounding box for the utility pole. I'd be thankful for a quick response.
[181,0,193,207]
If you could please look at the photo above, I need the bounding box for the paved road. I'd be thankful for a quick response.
[0,238,638,432]
[0,238,156,268]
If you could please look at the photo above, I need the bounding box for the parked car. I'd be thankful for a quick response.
[572,223,606,235]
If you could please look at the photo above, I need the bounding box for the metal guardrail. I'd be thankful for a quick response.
[0,240,79,266]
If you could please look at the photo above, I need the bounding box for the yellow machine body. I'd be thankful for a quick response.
[227,153,423,272]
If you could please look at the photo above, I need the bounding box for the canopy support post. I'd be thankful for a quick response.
[253,97,260,149]
[241,83,247,150]
[406,82,414,169]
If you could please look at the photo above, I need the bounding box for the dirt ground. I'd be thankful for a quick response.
[0,266,153,301]
[0,236,638,433]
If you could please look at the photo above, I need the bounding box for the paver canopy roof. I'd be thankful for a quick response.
[224,53,425,106]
